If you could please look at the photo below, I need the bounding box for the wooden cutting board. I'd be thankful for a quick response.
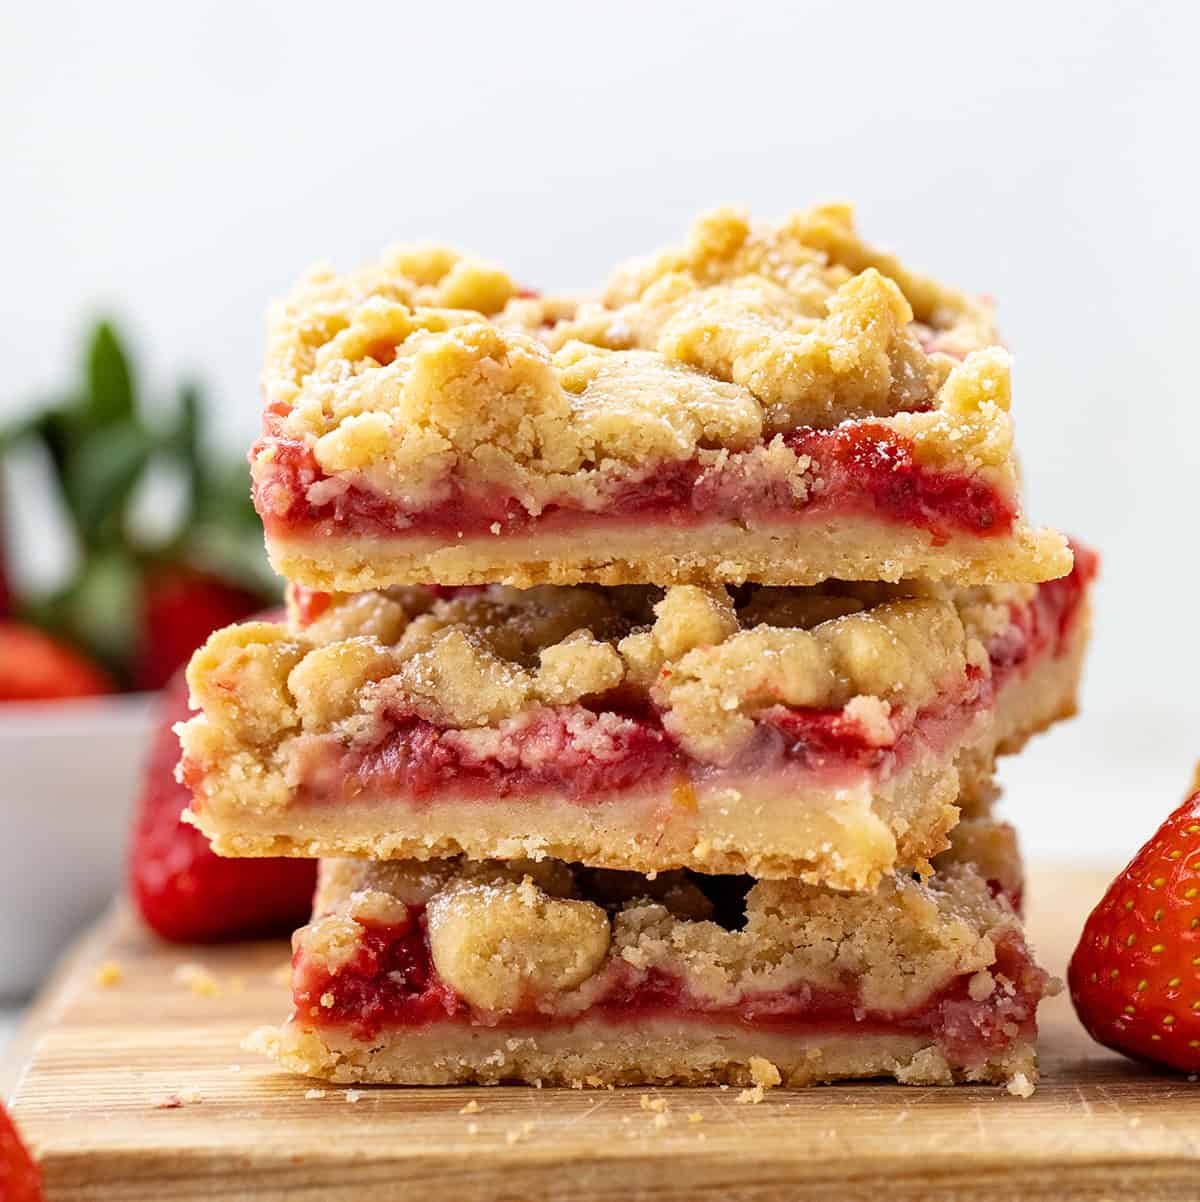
[4,867,1200,1202]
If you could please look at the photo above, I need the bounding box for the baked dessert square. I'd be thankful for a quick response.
[251,205,1071,591]
[251,818,1053,1089]
[180,544,1095,888]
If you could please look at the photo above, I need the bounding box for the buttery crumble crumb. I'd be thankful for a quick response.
[173,963,219,997]
[688,1112,704,1124]
[305,1088,327,1099]
[968,970,997,1001]
[736,1086,766,1105]
[344,1089,364,1103]
[94,960,122,988]
[749,1056,782,1090]
[505,1121,536,1145]
[1006,1073,1035,1099]
[459,1100,481,1115]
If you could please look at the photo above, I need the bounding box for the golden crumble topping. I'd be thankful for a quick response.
[183,577,1006,775]
[299,823,1022,1020]
[257,205,1018,518]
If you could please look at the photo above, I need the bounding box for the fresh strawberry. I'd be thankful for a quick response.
[0,621,114,702]
[1068,789,1200,1072]
[0,1102,43,1202]
[133,567,262,692]
[129,670,316,942]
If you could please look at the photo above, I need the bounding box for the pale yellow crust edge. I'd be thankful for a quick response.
[249,1017,1037,1090]
[264,515,1072,592]
[958,605,1092,813]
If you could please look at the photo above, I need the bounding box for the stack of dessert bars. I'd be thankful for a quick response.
[180,206,1096,1091]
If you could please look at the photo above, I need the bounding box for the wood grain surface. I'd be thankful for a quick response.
[5,868,1200,1201]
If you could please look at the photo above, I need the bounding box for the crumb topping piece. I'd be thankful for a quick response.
[427,876,612,1011]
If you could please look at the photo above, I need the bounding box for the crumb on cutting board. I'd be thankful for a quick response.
[506,1121,536,1145]
[173,962,220,997]
[737,1056,782,1104]
[94,960,122,988]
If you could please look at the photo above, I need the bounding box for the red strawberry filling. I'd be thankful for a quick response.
[252,417,1016,545]
[786,423,1015,540]
[285,684,971,811]
[293,907,1045,1067]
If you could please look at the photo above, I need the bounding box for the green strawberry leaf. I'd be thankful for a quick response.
[68,422,156,546]
[23,549,140,685]
[68,550,141,677]
[5,319,281,680]
[171,380,206,528]
[85,322,135,426]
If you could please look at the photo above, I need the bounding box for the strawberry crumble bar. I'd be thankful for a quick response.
[251,206,1070,591]
[181,545,1094,889]
[250,819,1054,1088]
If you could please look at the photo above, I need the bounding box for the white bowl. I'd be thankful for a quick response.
[0,694,157,999]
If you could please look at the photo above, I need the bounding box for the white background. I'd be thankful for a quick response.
[3,0,1199,861]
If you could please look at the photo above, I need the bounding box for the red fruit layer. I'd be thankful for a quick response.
[344,704,681,804]
[252,417,1015,544]
[292,678,969,811]
[989,539,1095,693]
[786,423,1014,542]
[294,907,1045,1068]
